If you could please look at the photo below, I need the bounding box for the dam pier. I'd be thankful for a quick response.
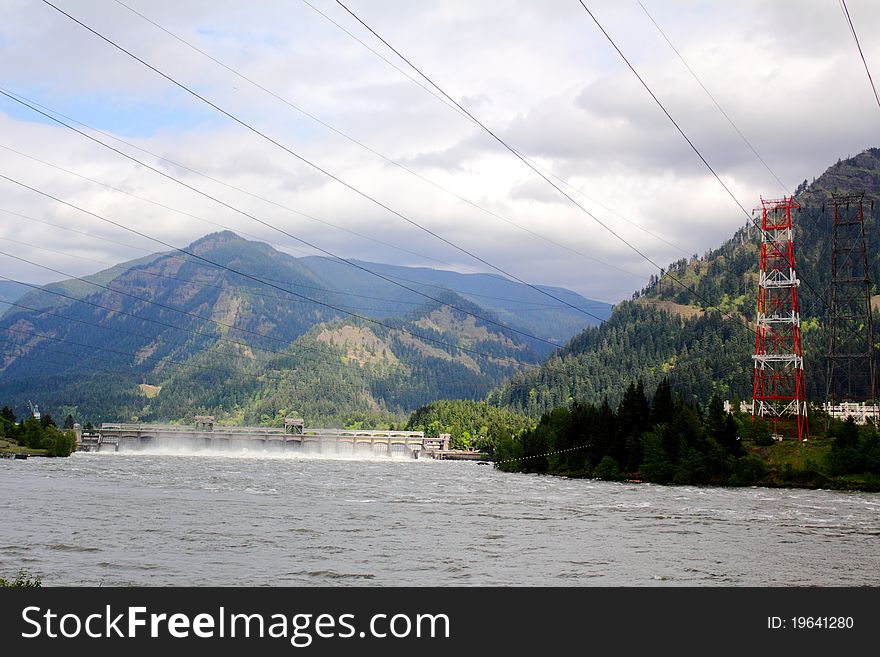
[77,416,452,458]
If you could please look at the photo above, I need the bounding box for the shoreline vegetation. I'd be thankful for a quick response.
[493,379,880,493]
[0,569,41,588]
[0,406,77,458]
[5,390,878,493]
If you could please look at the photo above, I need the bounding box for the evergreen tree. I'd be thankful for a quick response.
[650,377,674,425]
[1,406,15,423]
[829,418,863,474]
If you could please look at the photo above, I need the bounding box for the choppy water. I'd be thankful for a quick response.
[1,451,877,586]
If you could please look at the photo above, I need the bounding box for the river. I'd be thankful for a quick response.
[1,451,877,586]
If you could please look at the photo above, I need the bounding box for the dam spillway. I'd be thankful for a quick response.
[77,416,449,458]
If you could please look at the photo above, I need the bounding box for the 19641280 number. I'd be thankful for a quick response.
[768,617,854,629]
[790,617,854,629]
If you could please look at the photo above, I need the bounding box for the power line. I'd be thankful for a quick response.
[4,136,593,314]
[634,0,837,309]
[0,234,446,320]
[111,1,642,279]
[839,0,880,111]
[0,275,520,403]
[576,2,753,222]
[0,90,621,309]
[320,1,824,331]
[0,122,450,268]
[39,0,604,324]
[2,228,611,315]
[329,0,831,375]
[636,0,790,195]
[0,90,573,346]
[0,206,460,314]
[0,206,171,258]
[329,0,772,341]
[333,0,675,275]
[575,1,834,317]
[114,0,643,279]
[303,0,689,259]
[295,0,470,120]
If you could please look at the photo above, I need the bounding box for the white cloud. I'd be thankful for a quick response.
[0,0,878,306]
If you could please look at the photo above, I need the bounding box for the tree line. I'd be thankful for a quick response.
[494,378,880,488]
[0,406,77,457]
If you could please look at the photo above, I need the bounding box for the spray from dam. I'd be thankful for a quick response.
[76,416,457,461]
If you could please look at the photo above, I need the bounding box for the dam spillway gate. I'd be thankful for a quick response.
[77,416,450,458]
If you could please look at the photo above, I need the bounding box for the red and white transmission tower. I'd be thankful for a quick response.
[752,196,809,442]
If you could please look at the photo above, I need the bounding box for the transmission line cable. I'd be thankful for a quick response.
[111,1,644,277]
[0,235,444,319]
[839,0,880,111]
[0,174,551,362]
[0,123,449,268]
[0,204,473,313]
[0,91,627,307]
[300,0,688,257]
[636,0,790,195]
[325,0,777,342]
[0,90,578,344]
[39,0,605,323]
[574,0,833,316]
[634,1,841,300]
[0,135,637,282]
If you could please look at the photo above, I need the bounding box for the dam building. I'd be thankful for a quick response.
[77,416,451,458]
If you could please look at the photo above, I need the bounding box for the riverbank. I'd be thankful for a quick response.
[500,436,880,492]
[492,385,880,493]
[0,438,48,457]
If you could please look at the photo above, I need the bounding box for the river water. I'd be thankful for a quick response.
[1,451,877,586]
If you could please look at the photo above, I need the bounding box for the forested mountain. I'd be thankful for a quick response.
[0,280,31,317]
[300,257,610,345]
[0,231,580,424]
[490,148,880,416]
[138,294,543,427]
[4,149,875,428]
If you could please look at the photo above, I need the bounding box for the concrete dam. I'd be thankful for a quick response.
[77,416,451,458]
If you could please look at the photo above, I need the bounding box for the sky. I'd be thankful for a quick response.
[0,0,879,304]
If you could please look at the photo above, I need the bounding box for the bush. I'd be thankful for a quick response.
[0,569,41,587]
[829,419,864,475]
[729,455,769,486]
[46,428,77,457]
[592,455,622,480]
[741,417,775,446]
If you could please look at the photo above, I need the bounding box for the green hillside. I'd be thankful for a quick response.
[138,294,542,427]
[490,148,880,416]
[0,232,550,425]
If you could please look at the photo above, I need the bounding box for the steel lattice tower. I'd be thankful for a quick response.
[825,193,876,416]
[752,196,809,442]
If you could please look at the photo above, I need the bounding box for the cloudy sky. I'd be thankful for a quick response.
[0,0,878,304]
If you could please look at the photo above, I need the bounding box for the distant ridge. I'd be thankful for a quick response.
[490,147,880,416]
[0,231,601,423]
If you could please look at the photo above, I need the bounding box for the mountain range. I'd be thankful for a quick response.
[0,233,607,424]
[2,147,875,427]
